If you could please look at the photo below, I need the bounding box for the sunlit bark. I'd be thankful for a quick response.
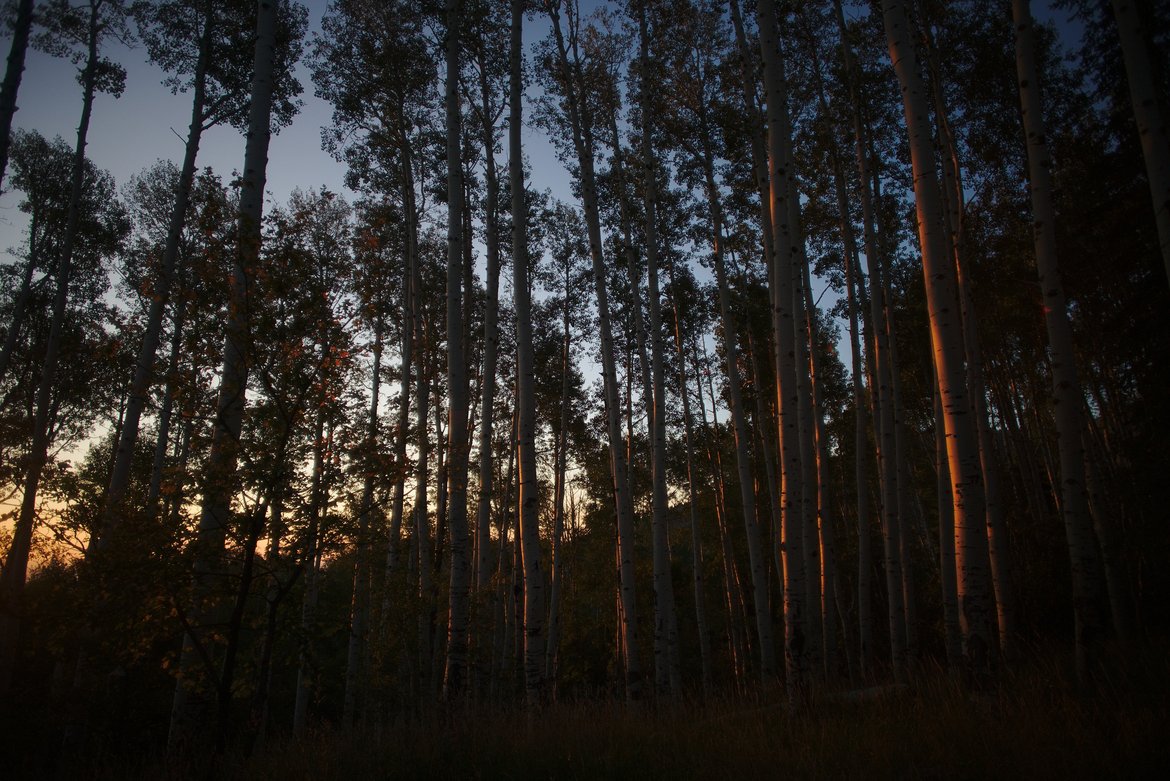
[882,0,993,673]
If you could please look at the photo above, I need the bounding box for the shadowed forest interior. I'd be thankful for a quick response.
[0,0,1168,777]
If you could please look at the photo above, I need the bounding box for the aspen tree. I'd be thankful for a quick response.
[443,0,473,703]
[668,267,712,692]
[344,311,382,727]
[169,0,280,750]
[546,0,642,699]
[294,393,329,736]
[512,0,545,704]
[1013,0,1109,682]
[802,16,869,678]
[935,375,962,667]
[830,0,886,676]
[921,20,1017,657]
[637,0,681,694]
[756,0,806,691]
[881,0,993,672]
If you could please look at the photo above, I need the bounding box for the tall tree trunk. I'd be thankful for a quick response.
[790,183,823,676]
[512,0,545,706]
[442,0,472,704]
[935,375,962,667]
[831,0,888,677]
[882,0,993,674]
[0,0,35,192]
[382,122,418,587]
[147,295,187,509]
[924,35,1017,658]
[489,403,518,701]
[728,1,789,607]
[694,335,750,689]
[803,268,838,678]
[344,314,383,728]
[414,315,433,701]
[249,490,285,752]
[100,2,214,546]
[0,0,101,696]
[545,272,572,684]
[1111,0,1170,280]
[698,139,776,683]
[885,300,918,662]
[728,0,774,246]
[1013,0,1109,682]
[473,25,503,696]
[168,0,277,750]
[669,272,711,693]
[548,1,642,700]
[806,26,871,674]
[294,404,329,736]
[756,0,806,693]
[638,3,680,695]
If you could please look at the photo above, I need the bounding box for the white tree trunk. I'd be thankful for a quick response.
[442,0,472,703]
[1013,0,1109,682]
[511,0,545,705]
[756,0,807,693]
[882,0,993,673]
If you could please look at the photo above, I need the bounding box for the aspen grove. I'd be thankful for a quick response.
[0,0,1167,775]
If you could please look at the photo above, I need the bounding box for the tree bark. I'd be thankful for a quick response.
[756,0,806,693]
[924,33,1017,658]
[544,311,570,684]
[1013,0,1109,682]
[637,2,680,695]
[382,120,418,587]
[472,23,504,697]
[882,0,993,674]
[442,0,472,704]
[698,136,776,683]
[669,270,711,693]
[935,375,962,667]
[511,0,545,706]
[147,291,187,509]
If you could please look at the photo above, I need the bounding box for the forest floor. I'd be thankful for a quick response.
[65,647,1170,779]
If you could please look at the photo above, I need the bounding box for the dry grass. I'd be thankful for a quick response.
[199,655,1168,781]
[82,650,1168,780]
